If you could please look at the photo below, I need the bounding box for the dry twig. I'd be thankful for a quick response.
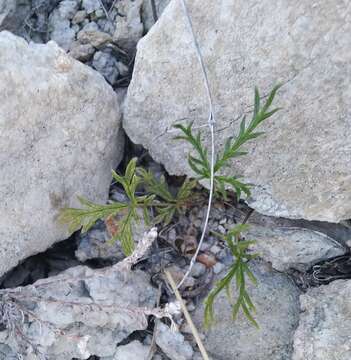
[165,270,209,360]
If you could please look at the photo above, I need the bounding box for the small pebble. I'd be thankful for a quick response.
[218,225,226,234]
[72,10,87,24]
[200,241,211,251]
[219,217,227,225]
[168,228,177,243]
[194,219,202,228]
[190,262,206,278]
[186,301,196,312]
[210,244,221,255]
[213,262,225,274]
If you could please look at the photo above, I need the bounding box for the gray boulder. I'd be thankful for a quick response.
[193,261,300,360]
[293,280,351,360]
[124,0,351,222]
[0,31,124,277]
[0,265,156,358]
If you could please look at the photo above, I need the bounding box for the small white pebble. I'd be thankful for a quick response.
[213,262,225,274]
[210,244,221,254]
[218,225,226,234]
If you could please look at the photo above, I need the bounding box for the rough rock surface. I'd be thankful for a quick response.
[113,340,149,360]
[193,261,300,360]
[125,0,351,222]
[0,0,31,33]
[113,0,144,51]
[247,226,346,272]
[0,31,123,277]
[0,265,156,359]
[156,322,194,360]
[141,0,171,32]
[293,280,351,360]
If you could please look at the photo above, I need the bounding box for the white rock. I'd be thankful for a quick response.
[293,280,351,360]
[0,31,124,277]
[82,0,100,14]
[48,7,76,50]
[57,0,79,20]
[125,0,351,222]
[0,265,156,358]
[113,0,143,50]
[247,226,346,272]
[0,0,31,34]
[156,322,194,360]
[114,341,149,360]
[93,50,120,85]
[193,261,300,360]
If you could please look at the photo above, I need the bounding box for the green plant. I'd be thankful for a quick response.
[60,85,280,328]
[174,84,281,200]
[60,159,152,255]
[60,159,196,255]
[204,225,259,328]
[137,168,197,225]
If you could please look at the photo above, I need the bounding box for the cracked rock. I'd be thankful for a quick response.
[156,322,194,360]
[0,265,157,359]
[193,260,300,360]
[124,0,351,223]
[293,280,351,360]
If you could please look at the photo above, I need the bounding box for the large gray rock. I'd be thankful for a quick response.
[125,0,351,222]
[0,265,157,359]
[293,280,351,360]
[247,226,346,272]
[0,31,123,277]
[193,261,300,360]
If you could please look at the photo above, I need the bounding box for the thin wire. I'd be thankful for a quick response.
[177,0,216,289]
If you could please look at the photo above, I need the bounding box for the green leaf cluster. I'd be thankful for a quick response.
[60,159,197,255]
[60,85,281,329]
[174,85,281,200]
[204,224,259,328]
[138,168,197,225]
